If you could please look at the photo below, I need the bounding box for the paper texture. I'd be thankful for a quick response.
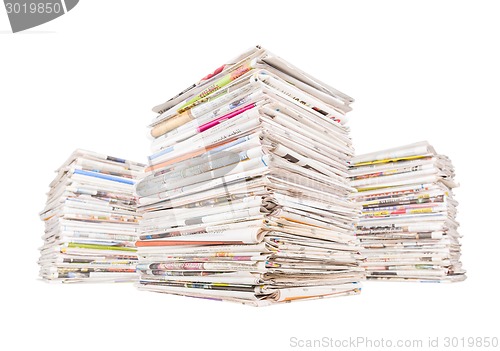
[136,46,364,305]
[349,141,466,282]
[38,150,145,283]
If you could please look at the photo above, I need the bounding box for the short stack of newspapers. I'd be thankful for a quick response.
[39,150,145,282]
[349,141,466,282]
[136,46,365,305]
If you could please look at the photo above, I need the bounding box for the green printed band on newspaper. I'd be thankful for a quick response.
[67,243,137,252]
[177,60,255,114]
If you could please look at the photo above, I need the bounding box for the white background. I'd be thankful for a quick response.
[1,1,499,350]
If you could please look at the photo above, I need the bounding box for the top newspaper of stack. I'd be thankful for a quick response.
[136,46,363,305]
[149,45,353,140]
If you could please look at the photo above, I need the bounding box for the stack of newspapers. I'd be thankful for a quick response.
[39,150,145,282]
[349,141,466,282]
[136,46,364,305]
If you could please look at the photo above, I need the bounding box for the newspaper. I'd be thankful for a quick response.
[38,150,145,283]
[151,45,353,117]
[349,141,466,282]
[136,46,364,305]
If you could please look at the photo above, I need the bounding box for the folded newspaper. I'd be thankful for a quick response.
[38,150,145,282]
[349,141,466,282]
[136,45,364,305]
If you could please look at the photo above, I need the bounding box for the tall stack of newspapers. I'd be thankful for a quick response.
[349,141,466,282]
[136,46,365,305]
[39,149,145,282]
